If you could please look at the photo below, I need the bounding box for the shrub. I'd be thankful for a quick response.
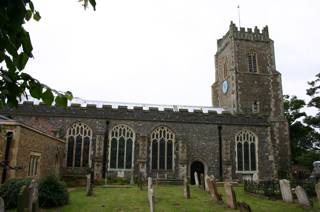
[107,177,130,185]
[0,178,32,209]
[38,176,69,208]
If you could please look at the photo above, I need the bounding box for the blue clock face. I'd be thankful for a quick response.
[222,80,228,94]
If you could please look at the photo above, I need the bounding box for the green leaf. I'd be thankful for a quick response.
[42,89,54,105]
[25,10,32,21]
[28,2,35,12]
[33,11,41,21]
[55,95,68,107]
[5,39,18,58]
[21,31,33,56]
[14,53,29,71]
[65,91,73,100]
[89,0,96,10]
[29,82,43,99]
[4,56,16,71]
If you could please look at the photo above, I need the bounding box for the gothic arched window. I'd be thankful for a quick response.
[235,130,257,172]
[248,51,258,73]
[151,126,175,170]
[109,125,135,170]
[66,122,92,168]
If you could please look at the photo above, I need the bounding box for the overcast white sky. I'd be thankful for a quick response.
[24,0,320,106]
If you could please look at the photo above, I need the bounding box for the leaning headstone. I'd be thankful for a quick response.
[279,179,293,202]
[315,182,320,204]
[204,175,210,192]
[17,185,29,212]
[237,202,252,212]
[147,177,155,212]
[295,186,311,208]
[130,169,134,185]
[86,174,93,196]
[224,182,237,209]
[194,172,199,187]
[0,197,4,212]
[183,176,190,199]
[29,179,39,212]
[207,178,222,203]
[200,174,205,190]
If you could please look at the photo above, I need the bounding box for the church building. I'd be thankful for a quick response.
[1,22,290,183]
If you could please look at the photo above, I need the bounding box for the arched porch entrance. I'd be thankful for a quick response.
[190,161,204,185]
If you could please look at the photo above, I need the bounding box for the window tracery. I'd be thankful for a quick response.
[235,130,257,172]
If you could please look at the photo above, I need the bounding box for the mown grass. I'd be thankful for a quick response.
[44,185,320,212]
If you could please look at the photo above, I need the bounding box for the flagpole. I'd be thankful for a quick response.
[237,5,241,27]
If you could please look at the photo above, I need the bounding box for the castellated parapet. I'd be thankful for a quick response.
[217,21,270,52]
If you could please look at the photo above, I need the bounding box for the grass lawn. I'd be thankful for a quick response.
[43,185,320,212]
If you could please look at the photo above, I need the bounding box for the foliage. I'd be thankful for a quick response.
[0,0,96,108]
[38,175,69,208]
[283,95,320,165]
[296,150,320,171]
[0,177,32,209]
[107,177,130,185]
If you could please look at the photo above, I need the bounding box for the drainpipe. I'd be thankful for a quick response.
[2,132,13,184]
[218,126,223,181]
[102,121,109,178]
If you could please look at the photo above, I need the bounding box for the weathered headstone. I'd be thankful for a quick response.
[315,182,320,204]
[29,179,39,212]
[279,179,293,202]
[194,172,199,187]
[183,176,190,199]
[207,178,222,203]
[204,175,210,192]
[86,174,93,196]
[130,169,134,185]
[200,174,205,190]
[138,172,143,190]
[17,185,29,212]
[147,177,155,212]
[0,197,4,212]
[237,202,252,212]
[295,186,311,208]
[252,173,259,183]
[224,182,237,209]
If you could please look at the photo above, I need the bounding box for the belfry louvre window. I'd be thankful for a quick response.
[236,130,257,172]
[151,126,175,170]
[109,125,135,170]
[28,153,41,176]
[247,51,258,73]
[66,122,92,168]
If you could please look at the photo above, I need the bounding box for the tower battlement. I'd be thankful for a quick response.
[217,21,270,48]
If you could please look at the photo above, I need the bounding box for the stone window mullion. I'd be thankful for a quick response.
[116,138,119,169]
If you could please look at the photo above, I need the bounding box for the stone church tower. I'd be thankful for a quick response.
[212,22,291,177]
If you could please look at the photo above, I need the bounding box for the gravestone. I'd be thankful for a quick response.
[194,172,199,187]
[86,174,93,196]
[130,169,134,185]
[0,197,4,212]
[295,186,311,208]
[207,178,222,203]
[29,179,39,212]
[252,173,259,183]
[200,174,205,190]
[183,176,190,199]
[237,202,252,212]
[17,185,29,212]
[224,182,237,209]
[147,177,155,212]
[279,179,293,202]
[315,182,320,204]
[204,175,210,192]
[138,172,143,190]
